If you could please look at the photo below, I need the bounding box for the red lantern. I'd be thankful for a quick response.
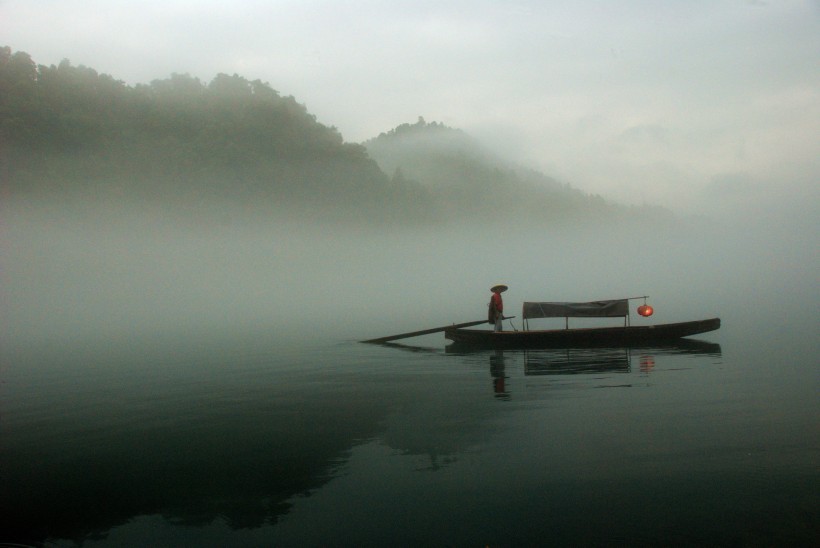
[637,304,654,317]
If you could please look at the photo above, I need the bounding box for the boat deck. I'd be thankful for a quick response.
[444,318,721,349]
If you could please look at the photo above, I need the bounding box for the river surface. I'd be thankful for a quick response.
[1,203,817,546]
[2,319,817,546]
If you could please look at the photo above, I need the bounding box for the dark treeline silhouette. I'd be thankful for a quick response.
[1,47,668,225]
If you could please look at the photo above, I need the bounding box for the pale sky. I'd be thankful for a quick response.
[2,0,819,214]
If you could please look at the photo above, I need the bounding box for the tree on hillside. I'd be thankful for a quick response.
[0,48,39,148]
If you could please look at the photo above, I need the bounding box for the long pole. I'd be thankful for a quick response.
[361,317,514,344]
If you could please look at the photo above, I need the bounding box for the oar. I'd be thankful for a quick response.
[361,317,515,344]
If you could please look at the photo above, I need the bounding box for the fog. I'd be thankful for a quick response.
[3,189,817,359]
[3,6,818,542]
[2,1,817,214]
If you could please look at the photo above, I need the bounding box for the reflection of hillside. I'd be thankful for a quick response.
[1,344,501,546]
[2,373,388,544]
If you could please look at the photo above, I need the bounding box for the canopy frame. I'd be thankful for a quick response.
[522,299,631,330]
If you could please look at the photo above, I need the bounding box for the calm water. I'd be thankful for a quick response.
[2,322,817,546]
[1,203,818,546]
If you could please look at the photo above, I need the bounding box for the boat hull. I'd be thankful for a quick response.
[444,318,720,349]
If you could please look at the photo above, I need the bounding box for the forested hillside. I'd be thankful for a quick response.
[0,47,435,223]
[1,47,667,225]
[364,118,636,223]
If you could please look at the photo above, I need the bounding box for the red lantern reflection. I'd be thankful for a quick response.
[637,304,654,317]
[639,355,656,373]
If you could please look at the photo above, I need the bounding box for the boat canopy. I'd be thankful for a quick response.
[522,299,629,320]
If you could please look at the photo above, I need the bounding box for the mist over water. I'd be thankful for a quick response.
[1,191,818,545]
[2,191,816,355]
[3,2,818,540]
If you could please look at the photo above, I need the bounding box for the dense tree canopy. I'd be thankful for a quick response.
[1,47,433,222]
[1,47,666,225]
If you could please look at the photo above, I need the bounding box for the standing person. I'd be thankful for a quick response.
[490,284,508,332]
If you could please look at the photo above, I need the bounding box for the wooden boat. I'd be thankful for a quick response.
[444,298,719,349]
[444,317,721,349]
[362,297,720,350]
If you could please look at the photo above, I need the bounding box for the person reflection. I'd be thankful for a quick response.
[490,350,510,400]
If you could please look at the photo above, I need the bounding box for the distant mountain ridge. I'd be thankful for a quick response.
[365,117,561,189]
[363,117,657,223]
[1,46,669,225]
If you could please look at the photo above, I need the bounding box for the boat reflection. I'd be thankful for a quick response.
[446,337,721,358]
[524,347,631,375]
[521,339,722,376]
[446,338,722,398]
